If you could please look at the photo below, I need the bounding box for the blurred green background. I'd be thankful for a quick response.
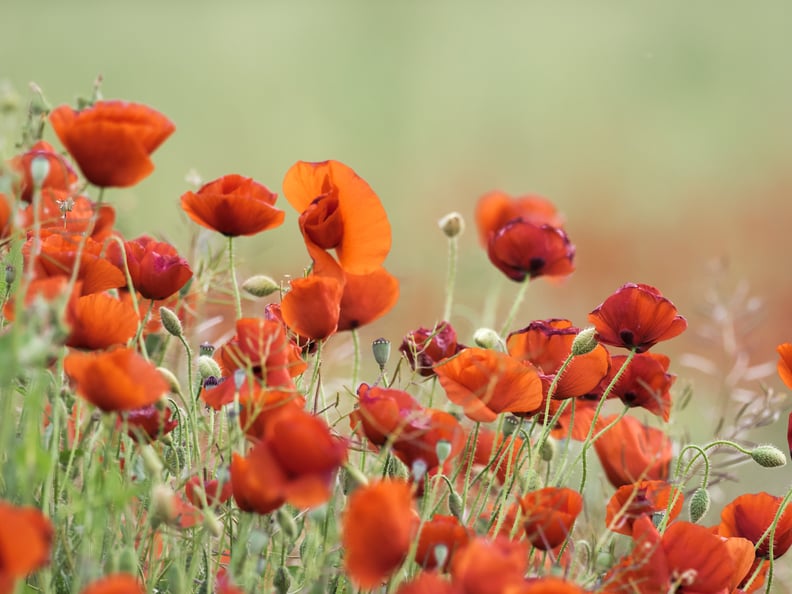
[3,0,792,568]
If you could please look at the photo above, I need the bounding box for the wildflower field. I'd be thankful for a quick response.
[3,3,792,594]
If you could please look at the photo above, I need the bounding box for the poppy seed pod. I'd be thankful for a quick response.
[372,337,391,369]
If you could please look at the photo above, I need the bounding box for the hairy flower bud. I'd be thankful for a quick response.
[689,487,710,523]
[449,489,464,520]
[571,327,598,356]
[473,327,503,351]
[197,355,222,380]
[751,445,787,468]
[159,306,183,337]
[242,274,280,297]
[438,211,465,238]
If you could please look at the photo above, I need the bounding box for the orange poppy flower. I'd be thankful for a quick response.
[123,404,178,442]
[65,291,138,350]
[450,536,530,594]
[10,140,78,202]
[64,347,169,411]
[400,321,465,377]
[79,574,145,594]
[0,501,53,592]
[593,414,672,488]
[106,235,192,301]
[395,572,458,594]
[342,479,418,589]
[593,353,675,421]
[588,283,687,353]
[604,480,682,536]
[415,515,470,570]
[474,190,564,246]
[280,274,343,340]
[50,100,174,188]
[180,174,285,237]
[519,487,583,550]
[283,160,391,275]
[487,221,575,282]
[722,537,759,593]
[507,319,610,399]
[351,384,421,445]
[19,189,116,241]
[434,348,543,422]
[777,342,792,389]
[718,492,792,559]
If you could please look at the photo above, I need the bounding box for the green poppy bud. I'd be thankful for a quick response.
[689,487,710,523]
[571,327,598,356]
[751,445,787,468]
[242,274,280,298]
[159,306,183,337]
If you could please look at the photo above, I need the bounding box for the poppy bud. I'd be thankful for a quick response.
[203,508,223,538]
[689,487,710,523]
[166,564,186,594]
[571,327,598,356]
[115,547,139,574]
[438,211,465,238]
[751,444,787,468]
[157,367,183,397]
[29,155,50,188]
[594,547,616,573]
[276,508,299,541]
[199,342,215,357]
[274,566,290,594]
[372,337,391,369]
[386,456,407,480]
[197,355,222,380]
[159,306,183,337]
[435,439,452,465]
[5,264,15,287]
[449,489,464,520]
[150,484,176,528]
[473,327,504,351]
[539,437,555,462]
[242,274,280,298]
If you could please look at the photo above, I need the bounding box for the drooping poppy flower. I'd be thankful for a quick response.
[474,190,564,246]
[18,189,116,241]
[718,492,792,559]
[588,283,687,353]
[106,235,192,301]
[180,174,285,237]
[342,479,418,589]
[10,140,78,202]
[519,487,583,550]
[283,160,391,275]
[50,100,174,188]
[79,573,145,594]
[604,480,682,536]
[64,347,169,411]
[280,274,343,340]
[593,353,675,421]
[415,515,470,570]
[400,321,465,377]
[123,404,178,442]
[0,501,53,592]
[65,291,138,350]
[487,221,575,282]
[450,536,530,594]
[185,475,233,508]
[593,414,673,488]
[434,348,543,422]
[777,342,792,389]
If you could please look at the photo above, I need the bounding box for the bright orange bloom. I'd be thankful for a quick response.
[400,321,465,377]
[450,536,530,594]
[434,348,543,422]
[415,515,470,570]
[474,191,563,246]
[588,283,687,353]
[181,174,285,237]
[777,342,792,389]
[604,480,682,536]
[79,574,145,594]
[0,502,53,593]
[593,353,675,421]
[335,265,399,331]
[65,291,138,350]
[718,492,792,559]
[593,415,672,488]
[487,221,575,282]
[519,487,583,550]
[106,235,192,300]
[10,140,78,202]
[549,397,603,441]
[280,274,343,340]
[50,100,174,188]
[342,480,418,589]
[722,537,760,593]
[64,347,169,411]
[19,189,116,241]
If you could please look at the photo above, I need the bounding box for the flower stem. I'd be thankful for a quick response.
[228,236,242,320]
[443,235,458,322]
[500,278,529,336]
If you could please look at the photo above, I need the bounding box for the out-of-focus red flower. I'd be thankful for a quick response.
[50,100,174,188]
[519,487,583,550]
[106,235,192,301]
[593,414,672,488]
[593,353,675,421]
[415,515,470,570]
[434,348,543,422]
[487,221,575,282]
[185,475,233,508]
[588,283,687,353]
[215,569,245,594]
[18,189,116,241]
[515,577,589,594]
[548,397,603,441]
[396,572,458,594]
[123,404,178,442]
[0,193,10,241]
[777,342,792,389]
[0,501,53,592]
[718,492,792,559]
[400,321,464,377]
[79,574,145,594]
[342,480,418,589]
[10,140,78,202]
[474,191,563,246]
[181,174,285,237]
[64,347,169,411]
[450,536,529,594]
[65,291,138,350]
[604,480,682,536]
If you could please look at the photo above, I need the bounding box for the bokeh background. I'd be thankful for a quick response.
[3,0,792,583]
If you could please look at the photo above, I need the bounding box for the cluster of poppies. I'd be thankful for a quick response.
[1,96,791,594]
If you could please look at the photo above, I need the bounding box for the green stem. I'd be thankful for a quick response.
[228,236,242,320]
[351,328,360,389]
[500,278,529,336]
[442,235,458,322]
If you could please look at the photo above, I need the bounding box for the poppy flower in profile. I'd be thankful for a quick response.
[79,574,145,594]
[106,235,192,301]
[718,492,792,559]
[64,347,169,411]
[450,536,529,594]
[10,140,78,202]
[593,414,672,488]
[605,480,682,536]
[123,404,178,442]
[400,321,465,377]
[65,291,138,351]
[434,348,543,422]
[181,174,285,237]
[342,479,418,589]
[519,487,583,550]
[776,342,792,389]
[415,515,470,570]
[487,221,575,282]
[588,283,687,353]
[474,190,564,246]
[0,501,53,591]
[50,100,174,188]
[593,353,675,421]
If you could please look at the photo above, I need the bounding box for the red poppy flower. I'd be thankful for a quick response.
[351,384,422,445]
[400,321,465,377]
[336,265,399,331]
[487,221,575,282]
[518,578,589,594]
[519,487,583,550]
[0,501,53,591]
[593,353,675,421]
[123,404,178,442]
[722,537,760,593]
[434,348,543,422]
[474,190,564,246]
[283,160,391,275]
[65,291,138,350]
[588,283,687,353]
[342,480,418,589]
[106,235,192,301]
[415,515,470,570]
[79,574,145,594]
[718,492,792,559]
[605,480,682,536]
[280,274,343,340]
[64,347,169,411]
[50,100,174,188]
[181,174,285,237]
[472,428,526,484]
[395,572,458,594]
[450,536,529,594]
[777,342,792,389]
[10,140,78,202]
[19,189,116,241]
[593,414,673,488]
[185,475,233,508]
